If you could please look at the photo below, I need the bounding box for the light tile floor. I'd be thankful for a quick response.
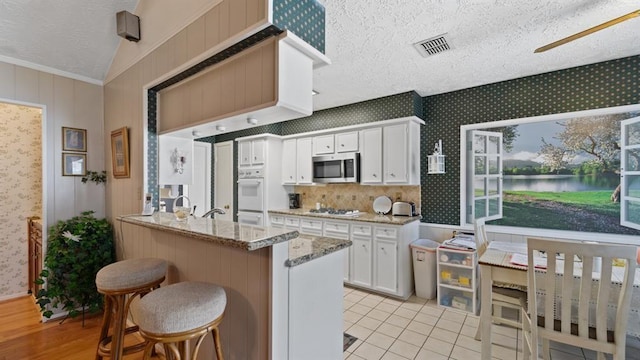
[343,286,640,360]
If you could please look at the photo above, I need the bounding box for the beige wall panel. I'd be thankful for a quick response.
[15,67,39,103]
[139,56,155,88]
[187,16,206,61]
[38,72,56,220]
[159,87,185,133]
[229,0,248,37]
[244,45,263,108]
[234,55,247,111]
[173,29,188,70]
[218,0,230,41]
[247,248,269,358]
[53,76,76,221]
[152,41,171,81]
[261,40,277,103]
[0,62,16,99]
[219,61,237,116]
[204,7,221,50]
[245,0,262,25]
[201,66,221,121]
[188,75,204,124]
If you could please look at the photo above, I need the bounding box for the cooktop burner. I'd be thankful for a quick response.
[308,208,361,216]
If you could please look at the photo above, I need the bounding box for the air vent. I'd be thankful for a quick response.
[413,34,451,57]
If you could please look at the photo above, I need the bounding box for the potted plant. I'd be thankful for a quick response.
[35,211,115,321]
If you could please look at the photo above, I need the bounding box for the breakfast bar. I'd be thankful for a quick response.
[117,213,351,360]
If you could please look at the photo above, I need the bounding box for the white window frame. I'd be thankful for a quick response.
[467,130,503,222]
[621,116,640,230]
[459,104,640,228]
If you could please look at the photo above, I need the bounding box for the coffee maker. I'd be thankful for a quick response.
[288,193,301,209]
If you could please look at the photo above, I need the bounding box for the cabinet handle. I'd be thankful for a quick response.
[362,244,366,248]
[326,145,330,148]
[301,176,304,179]
[391,173,396,177]
[341,143,344,147]
[254,156,257,160]
[373,174,377,177]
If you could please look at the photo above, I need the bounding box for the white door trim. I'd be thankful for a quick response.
[214,141,234,221]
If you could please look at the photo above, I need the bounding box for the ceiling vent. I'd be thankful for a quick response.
[413,34,451,57]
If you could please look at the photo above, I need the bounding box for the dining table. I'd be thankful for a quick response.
[478,241,640,360]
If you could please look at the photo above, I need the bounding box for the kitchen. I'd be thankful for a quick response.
[1,0,640,359]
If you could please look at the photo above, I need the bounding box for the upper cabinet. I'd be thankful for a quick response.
[296,138,313,184]
[158,32,330,137]
[360,128,383,184]
[336,132,359,152]
[239,139,265,167]
[313,134,334,155]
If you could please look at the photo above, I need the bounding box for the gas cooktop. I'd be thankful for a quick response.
[307,208,361,217]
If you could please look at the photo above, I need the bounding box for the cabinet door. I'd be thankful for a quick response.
[351,236,372,287]
[374,238,397,293]
[297,138,313,184]
[360,128,383,184]
[252,140,265,165]
[282,139,297,184]
[336,132,359,152]
[344,247,351,282]
[383,124,408,183]
[313,134,334,155]
[239,141,252,166]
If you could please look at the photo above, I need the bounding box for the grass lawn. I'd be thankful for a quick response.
[503,190,620,217]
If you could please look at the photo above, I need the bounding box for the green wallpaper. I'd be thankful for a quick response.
[273,0,325,53]
[421,55,640,225]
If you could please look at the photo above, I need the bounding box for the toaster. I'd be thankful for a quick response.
[392,201,417,216]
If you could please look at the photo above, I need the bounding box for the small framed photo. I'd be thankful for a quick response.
[62,127,87,152]
[111,127,130,179]
[62,153,87,176]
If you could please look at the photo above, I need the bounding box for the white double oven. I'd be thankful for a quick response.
[237,167,266,226]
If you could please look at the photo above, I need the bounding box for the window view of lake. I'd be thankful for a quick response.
[479,109,640,236]
[503,174,620,192]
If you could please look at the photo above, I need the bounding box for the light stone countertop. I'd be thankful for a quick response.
[286,235,352,267]
[118,213,352,266]
[118,212,299,251]
[269,209,421,225]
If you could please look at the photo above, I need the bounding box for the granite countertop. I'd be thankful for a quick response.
[269,209,421,225]
[118,212,299,251]
[286,235,352,267]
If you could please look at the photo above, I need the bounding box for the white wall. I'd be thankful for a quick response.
[0,60,105,299]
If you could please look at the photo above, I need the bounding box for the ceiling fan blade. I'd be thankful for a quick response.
[535,9,640,53]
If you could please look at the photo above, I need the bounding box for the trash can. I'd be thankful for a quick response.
[410,239,440,299]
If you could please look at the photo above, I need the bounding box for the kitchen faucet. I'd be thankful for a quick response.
[202,208,226,218]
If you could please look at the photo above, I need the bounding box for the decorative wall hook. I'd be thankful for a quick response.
[171,148,187,174]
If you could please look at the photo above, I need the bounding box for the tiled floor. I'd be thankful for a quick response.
[343,286,640,360]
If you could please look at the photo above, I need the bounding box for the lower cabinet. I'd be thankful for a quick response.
[270,213,418,299]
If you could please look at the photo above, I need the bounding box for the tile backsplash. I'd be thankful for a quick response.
[293,184,421,213]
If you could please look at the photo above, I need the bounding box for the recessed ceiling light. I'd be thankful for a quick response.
[216,125,226,131]
[192,130,203,137]
[247,118,258,125]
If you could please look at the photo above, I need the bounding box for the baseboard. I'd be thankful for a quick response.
[0,292,31,303]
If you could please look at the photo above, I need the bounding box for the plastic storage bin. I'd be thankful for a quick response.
[410,239,439,299]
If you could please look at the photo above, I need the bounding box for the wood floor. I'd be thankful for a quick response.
[0,295,148,360]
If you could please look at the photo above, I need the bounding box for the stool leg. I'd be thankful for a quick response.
[111,295,127,360]
[95,295,113,360]
[142,341,156,360]
[212,327,224,360]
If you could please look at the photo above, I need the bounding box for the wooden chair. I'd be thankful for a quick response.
[521,238,637,360]
[474,217,527,340]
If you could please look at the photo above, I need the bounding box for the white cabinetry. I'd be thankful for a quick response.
[383,124,408,183]
[373,226,399,293]
[282,139,297,184]
[350,224,372,287]
[324,220,350,282]
[336,132,359,152]
[296,138,313,184]
[239,139,265,167]
[313,134,335,155]
[360,128,383,184]
[436,247,479,315]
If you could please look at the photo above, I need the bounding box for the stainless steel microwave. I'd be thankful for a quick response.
[312,152,360,183]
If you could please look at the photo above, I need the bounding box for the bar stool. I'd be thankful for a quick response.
[95,258,168,360]
[135,281,227,360]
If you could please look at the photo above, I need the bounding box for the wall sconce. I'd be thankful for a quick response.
[428,139,445,174]
[171,148,187,174]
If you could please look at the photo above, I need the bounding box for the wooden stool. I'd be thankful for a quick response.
[95,258,168,360]
[136,281,227,360]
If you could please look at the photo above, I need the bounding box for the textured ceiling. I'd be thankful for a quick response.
[0,0,638,111]
[0,0,138,82]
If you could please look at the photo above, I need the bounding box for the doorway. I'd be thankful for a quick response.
[214,141,234,221]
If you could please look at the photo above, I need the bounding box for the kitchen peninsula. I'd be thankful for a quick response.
[118,212,351,360]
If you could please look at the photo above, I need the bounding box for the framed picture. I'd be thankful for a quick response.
[62,153,86,176]
[111,127,130,178]
[62,127,87,152]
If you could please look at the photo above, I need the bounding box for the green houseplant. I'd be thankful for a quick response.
[35,211,115,319]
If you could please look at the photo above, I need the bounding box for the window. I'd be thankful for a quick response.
[461,105,640,235]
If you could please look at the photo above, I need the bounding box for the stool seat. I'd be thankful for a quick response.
[96,258,167,292]
[137,281,226,335]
